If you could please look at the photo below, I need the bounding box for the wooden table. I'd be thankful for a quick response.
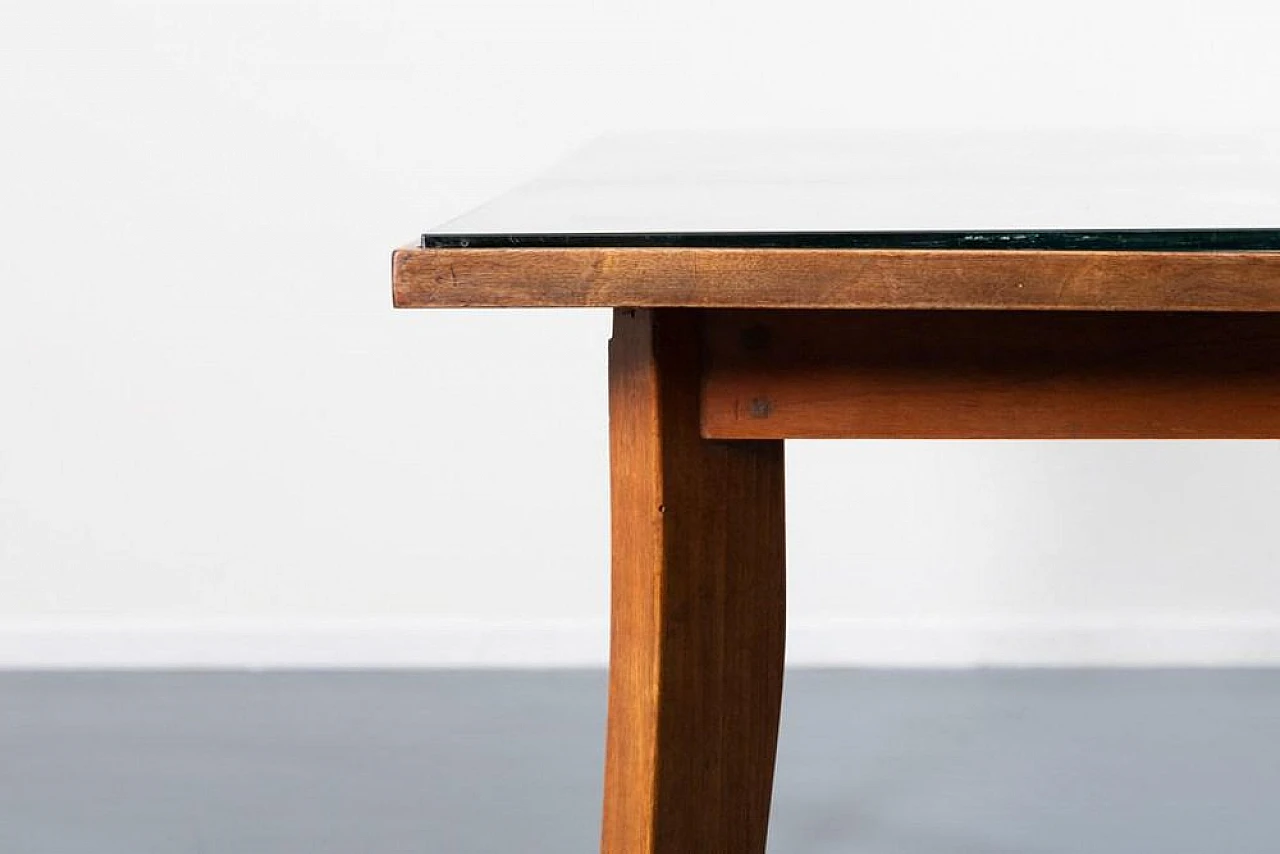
[392,131,1280,852]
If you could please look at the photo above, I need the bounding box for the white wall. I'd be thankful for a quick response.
[3,0,1280,667]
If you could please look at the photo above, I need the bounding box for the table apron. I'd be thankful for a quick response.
[700,309,1280,439]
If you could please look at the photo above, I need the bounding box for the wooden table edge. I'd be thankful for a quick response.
[392,246,1280,311]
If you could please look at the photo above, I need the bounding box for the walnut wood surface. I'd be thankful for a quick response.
[701,309,1280,439]
[393,247,1280,310]
[604,308,785,853]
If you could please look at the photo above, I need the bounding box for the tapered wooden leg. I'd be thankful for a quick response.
[602,308,786,854]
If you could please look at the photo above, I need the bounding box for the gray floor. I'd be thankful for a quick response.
[2,671,1279,853]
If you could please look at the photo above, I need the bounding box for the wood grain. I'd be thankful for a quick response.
[702,310,1280,439]
[604,308,785,853]
[393,246,1280,311]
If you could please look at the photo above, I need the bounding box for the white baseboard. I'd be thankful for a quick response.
[0,619,609,669]
[788,616,1280,667]
[1,616,1279,669]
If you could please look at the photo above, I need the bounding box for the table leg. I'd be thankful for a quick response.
[602,308,786,853]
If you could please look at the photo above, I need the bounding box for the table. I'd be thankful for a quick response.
[392,131,1280,852]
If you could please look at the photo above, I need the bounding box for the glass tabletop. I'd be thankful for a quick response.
[425,131,1280,251]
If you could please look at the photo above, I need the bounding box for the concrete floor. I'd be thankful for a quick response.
[1,670,1278,853]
